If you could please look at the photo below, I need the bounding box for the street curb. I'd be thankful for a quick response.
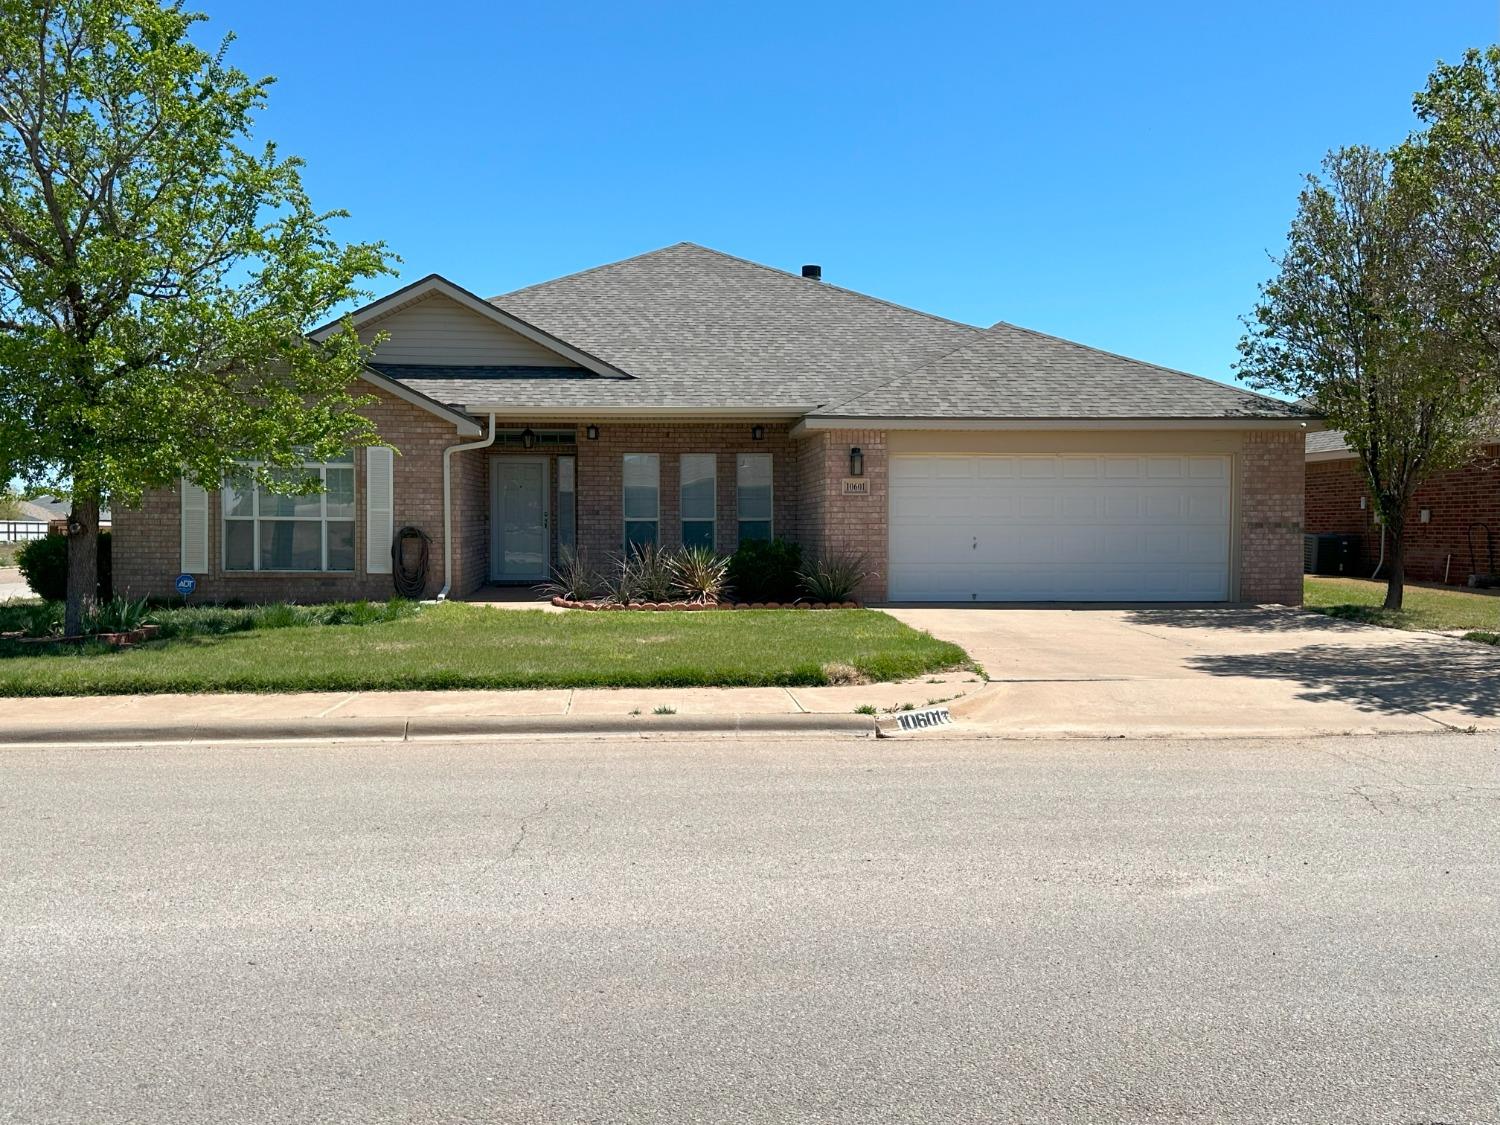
[0,713,876,747]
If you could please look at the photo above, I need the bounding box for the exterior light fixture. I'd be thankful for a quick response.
[849,447,864,477]
[520,427,537,450]
[751,425,765,441]
[586,425,599,441]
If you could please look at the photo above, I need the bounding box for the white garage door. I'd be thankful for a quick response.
[888,454,1232,602]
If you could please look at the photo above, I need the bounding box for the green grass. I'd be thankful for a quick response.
[1304,576,1500,632]
[0,602,969,696]
[0,542,21,567]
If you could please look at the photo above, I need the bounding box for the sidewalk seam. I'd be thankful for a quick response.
[784,688,807,714]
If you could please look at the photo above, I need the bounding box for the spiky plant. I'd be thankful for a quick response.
[797,552,869,604]
[669,545,730,604]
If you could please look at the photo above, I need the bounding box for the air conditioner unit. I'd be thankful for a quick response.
[1303,533,1361,575]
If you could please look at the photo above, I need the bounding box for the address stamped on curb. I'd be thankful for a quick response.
[878,706,952,736]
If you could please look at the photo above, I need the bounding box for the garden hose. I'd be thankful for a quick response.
[392,526,431,599]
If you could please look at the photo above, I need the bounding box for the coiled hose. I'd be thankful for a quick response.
[392,526,431,599]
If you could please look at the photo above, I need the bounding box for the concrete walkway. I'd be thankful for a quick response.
[884,604,1500,738]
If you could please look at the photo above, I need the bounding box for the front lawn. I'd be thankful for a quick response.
[0,601,969,696]
[1304,576,1500,633]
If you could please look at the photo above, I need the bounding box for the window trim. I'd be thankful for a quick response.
[736,452,774,543]
[679,452,717,551]
[622,452,661,552]
[222,454,356,574]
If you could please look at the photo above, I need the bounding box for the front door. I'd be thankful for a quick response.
[490,457,550,582]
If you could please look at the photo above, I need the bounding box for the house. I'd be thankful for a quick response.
[113,243,1312,605]
[1305,429,1500,584]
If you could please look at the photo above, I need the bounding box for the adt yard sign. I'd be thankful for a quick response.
[174,573,197,598]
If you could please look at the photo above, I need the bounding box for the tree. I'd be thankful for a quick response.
[0,0,392,634]
[1237,144,1496,610]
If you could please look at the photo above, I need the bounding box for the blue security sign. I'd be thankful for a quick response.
[174,573,197,597]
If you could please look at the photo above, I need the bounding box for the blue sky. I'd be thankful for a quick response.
[205,0,1496,389]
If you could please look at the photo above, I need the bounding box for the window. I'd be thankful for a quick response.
[622,453,659,550]
[680,453,716,550]
[557,456,576,556]
[223,452,355,572]
[736,453,773,543]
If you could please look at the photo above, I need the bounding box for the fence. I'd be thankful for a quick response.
[1,521,50,543]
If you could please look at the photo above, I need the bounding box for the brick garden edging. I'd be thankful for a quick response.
[550,597,860,611]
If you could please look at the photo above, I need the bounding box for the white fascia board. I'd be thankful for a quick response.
[792,416,1318,436]
[360,367,482,436]
[309,274,631,380]
[1306,448,1357,463]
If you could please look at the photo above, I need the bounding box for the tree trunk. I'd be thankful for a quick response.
[1382,522,1406,611]
[63,497,100,637]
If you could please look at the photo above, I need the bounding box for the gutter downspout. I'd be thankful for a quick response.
[437,413,497,601]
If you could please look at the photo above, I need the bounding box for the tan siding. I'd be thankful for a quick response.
[359,293,573,367]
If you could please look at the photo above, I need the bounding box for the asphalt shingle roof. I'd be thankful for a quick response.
[819,321,1307,420]
[1306,429,1352,455]
[369,242,1310,421]
[489,243,980,410]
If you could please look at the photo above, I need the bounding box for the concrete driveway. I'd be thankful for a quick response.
[883,605,1500,737]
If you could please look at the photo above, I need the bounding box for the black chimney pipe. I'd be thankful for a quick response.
[801,264,822,281]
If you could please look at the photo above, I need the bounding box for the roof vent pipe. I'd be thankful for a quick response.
[801,264,822,281]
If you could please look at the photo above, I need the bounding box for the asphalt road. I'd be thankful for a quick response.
[2,734,1497,1124]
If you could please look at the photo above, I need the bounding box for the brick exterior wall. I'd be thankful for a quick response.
[567,421,797,564]
[1305,445,1500,584]
[1238,430,1305,605]
[113,398,1308,608]
[795,429,888,601]
[113,385,463,602]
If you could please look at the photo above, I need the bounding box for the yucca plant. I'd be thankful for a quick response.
[797,551,869,604]
[537,550,604,602]
[669,545,730,604]
[625,542,677,603]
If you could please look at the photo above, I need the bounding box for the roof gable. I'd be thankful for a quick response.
[310,274,629,379]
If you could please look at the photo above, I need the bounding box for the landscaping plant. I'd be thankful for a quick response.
[798,552,869,604]
[0,1,394,634]
[1238,49,1500,610]
[668,545,731,604]
[537,551,604,602]
[726,538,803,603]
[16,533,111,604]
[88,595,148,636]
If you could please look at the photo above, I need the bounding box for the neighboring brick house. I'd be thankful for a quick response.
[114,243,1314,605]
[1304,430,1500,585]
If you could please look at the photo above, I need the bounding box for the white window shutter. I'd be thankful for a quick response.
[180,478,209,573]
[366,446,394,574]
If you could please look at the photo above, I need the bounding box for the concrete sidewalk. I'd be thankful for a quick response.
[0,671,980,746]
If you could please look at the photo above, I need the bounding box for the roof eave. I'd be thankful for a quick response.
[795,416,1318,434]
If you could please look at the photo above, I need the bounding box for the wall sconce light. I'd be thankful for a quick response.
[585,425,599,441]
[751,425,765,441]
[849,447,864,477]
[520,427,537,450]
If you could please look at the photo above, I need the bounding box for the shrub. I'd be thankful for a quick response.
[727,537,802,603]
[798,551,869,604]
[537,551,604,602]
[668,545,730,604]
[16,531,112,603]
